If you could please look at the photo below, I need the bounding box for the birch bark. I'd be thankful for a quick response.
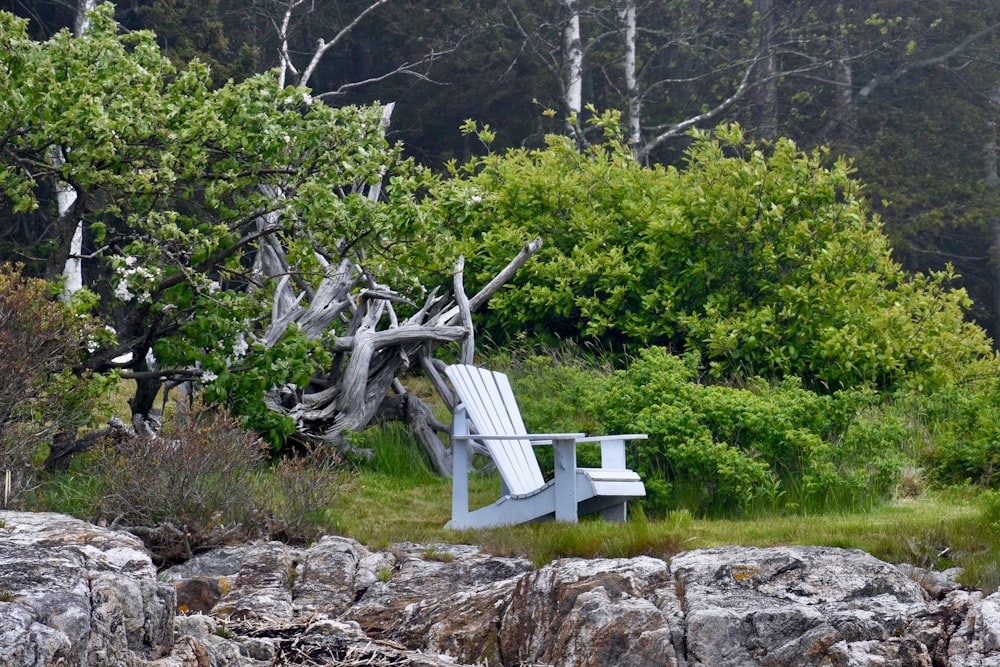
[561,0,584,142]
[57,0,97,302]
[618,0,641,153]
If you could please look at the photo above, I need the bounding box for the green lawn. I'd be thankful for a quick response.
[332,467,999,591]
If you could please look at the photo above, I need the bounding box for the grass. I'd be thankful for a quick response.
[30,410,1000,591]
[335,425,1000,590]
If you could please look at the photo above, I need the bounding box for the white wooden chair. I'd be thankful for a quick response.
[444,364,646,529]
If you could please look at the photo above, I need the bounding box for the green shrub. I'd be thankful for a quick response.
[591,347,905,517]
[900,371,1000,487]
[448,120,990,393]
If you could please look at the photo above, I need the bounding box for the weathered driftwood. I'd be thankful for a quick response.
[261,238,543,474]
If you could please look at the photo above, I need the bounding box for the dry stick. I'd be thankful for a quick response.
[420,349,455,410]
[439,236,543,324]
[453,254,475,365]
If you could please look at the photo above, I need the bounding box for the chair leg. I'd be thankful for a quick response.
[450,408,471,529]
[553,438,578,522]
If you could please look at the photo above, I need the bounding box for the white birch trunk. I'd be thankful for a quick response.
[562,0,584,138]
[74,0,97,38]
[61,191,83,299]
[57,0,96,302]
[618,0,641,153]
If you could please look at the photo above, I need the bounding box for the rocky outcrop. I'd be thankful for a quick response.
[4,510,1000,666]
[0,511,174,666]
[671,545,979,666]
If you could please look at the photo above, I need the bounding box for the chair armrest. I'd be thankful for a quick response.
[452,432,585,443]
[575,434,648,444]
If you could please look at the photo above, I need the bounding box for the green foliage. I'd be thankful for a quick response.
[590,347,905,517]
[898,371,1000,488]
[447,121,991,392]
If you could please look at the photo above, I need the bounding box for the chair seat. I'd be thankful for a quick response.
[507,468,645,500]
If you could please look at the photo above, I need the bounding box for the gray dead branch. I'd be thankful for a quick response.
[261,238,543,475]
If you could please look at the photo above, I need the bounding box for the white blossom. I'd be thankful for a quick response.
[201,370,218,383]
[231,335,249,359]
[114,281,134,302]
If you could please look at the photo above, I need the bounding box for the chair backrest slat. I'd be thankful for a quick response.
[446,365,546,495]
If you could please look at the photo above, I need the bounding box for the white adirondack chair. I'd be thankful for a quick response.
[445,364,646,529]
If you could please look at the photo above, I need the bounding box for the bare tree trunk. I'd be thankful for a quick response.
[562,0,584,142]
[816,4,857,149]
[752,0,778,140]
[618,0,641,154]
[260,238,543,475]
[829,47,854,146]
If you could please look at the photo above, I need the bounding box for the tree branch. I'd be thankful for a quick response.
[299,0,393,90]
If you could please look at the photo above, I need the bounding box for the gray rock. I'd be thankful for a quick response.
[345,541,533,662]
[949,591,1000,667]
[0,510,174,666]
[670,545,950,667]
[7,511,1000,667]
[499,556,679,667]
[898,562,965,598]
[292,534,397,615]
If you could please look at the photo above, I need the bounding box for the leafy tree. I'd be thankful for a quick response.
[448,118,991,391]
[0,6,442,441]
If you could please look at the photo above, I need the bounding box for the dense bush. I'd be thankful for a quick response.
[448,120,990,392]
[899,372,1000,487]
[589,347,906,517]
[0,264,110,508]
